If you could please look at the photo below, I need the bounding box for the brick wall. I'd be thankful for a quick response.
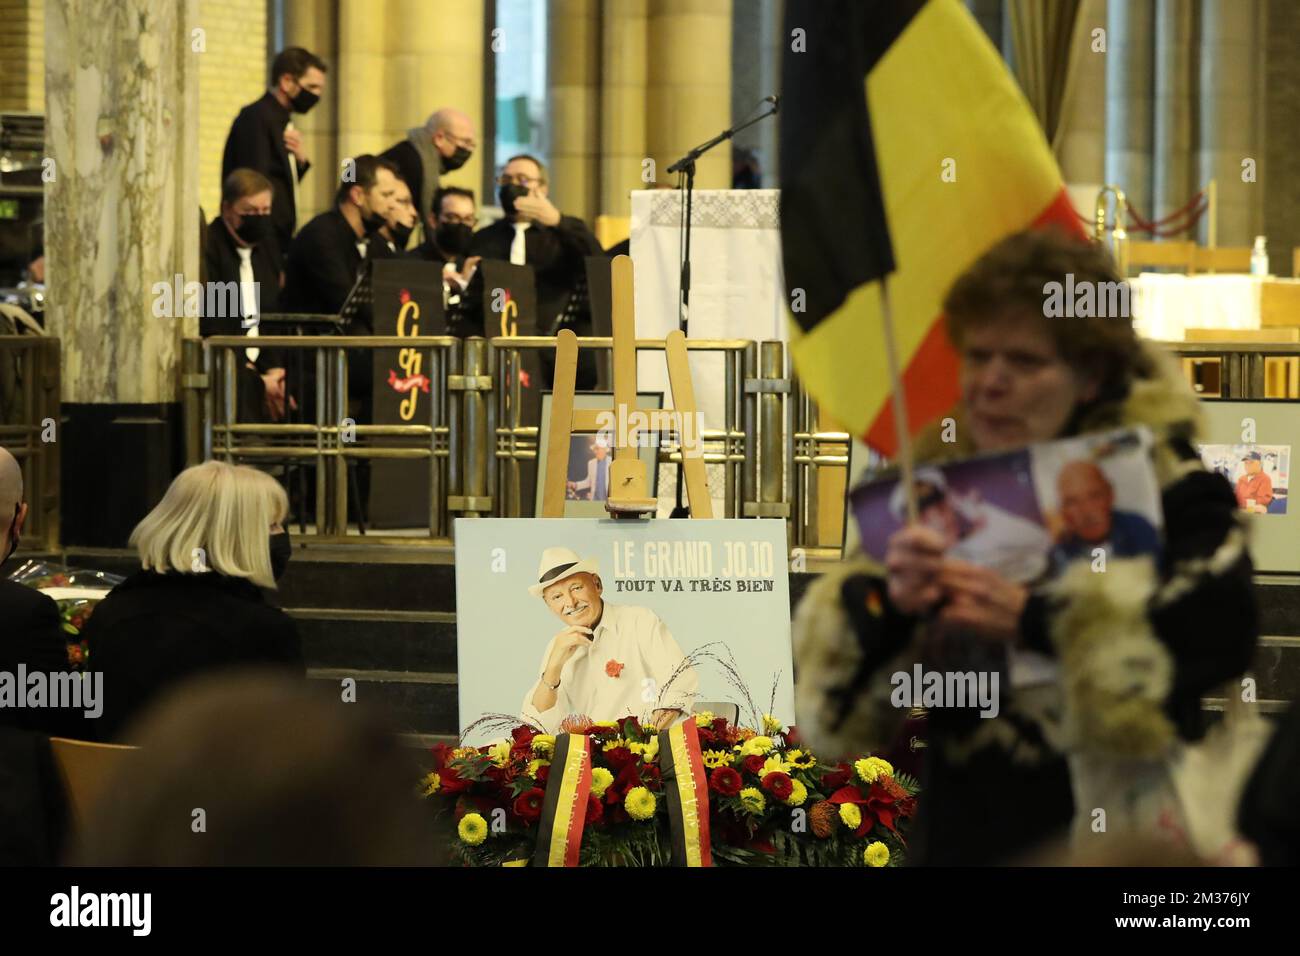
[0,0,44,113]
[197,0,269,219]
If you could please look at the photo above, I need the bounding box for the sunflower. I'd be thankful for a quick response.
[786,749,817,770]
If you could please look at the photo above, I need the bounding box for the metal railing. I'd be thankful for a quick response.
[1161,340,1300,399]
[0,335,60,549]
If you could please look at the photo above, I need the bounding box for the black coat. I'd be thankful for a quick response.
[377,139,433,216]
[221,92,310,253]
[0,579,85,738]
[80,570,303,742]
[202,218,285,371]
[282,208,365,323]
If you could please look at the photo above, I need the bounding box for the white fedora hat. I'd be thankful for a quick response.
[528,546,600,597]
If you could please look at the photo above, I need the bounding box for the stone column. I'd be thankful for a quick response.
[1197,0,1264,247]
[1104,0,1154,223]
[646,0,733,191]
[547,0,600,224]
[45,0,199,545]
[283,0,338,224]
[1262,0,1300,272]
[1152,0,1195,228]
[600,0,648,218]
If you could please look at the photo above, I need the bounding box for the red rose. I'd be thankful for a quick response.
[783,725,801,747]
[606,762,643,803]
[742,755,765,776]
[711,717,730,735]
[437,766,471,795]
[697,727,717,746]
[604,746,635,771]
[606,659,624,678]
[511,726,538,752]
[821,763,853,790]
[762,771,794,801]
[710,767,743,796]
[513,787,545,822]
[585,794,604,824]
[536,764,551,784]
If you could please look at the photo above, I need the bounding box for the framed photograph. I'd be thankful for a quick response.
[454,517,794,744]
[535,390,664,518]
[1199,399,1300,573]
[848,427,1164,585]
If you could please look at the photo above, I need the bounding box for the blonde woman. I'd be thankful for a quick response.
[83,461,302,741]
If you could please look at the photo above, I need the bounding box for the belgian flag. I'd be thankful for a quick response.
[780,0,1086,456]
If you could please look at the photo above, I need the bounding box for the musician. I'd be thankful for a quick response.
[378,108,477,229]
[408,186,480,328]
[221,47,327,254]
[375,177,420,258]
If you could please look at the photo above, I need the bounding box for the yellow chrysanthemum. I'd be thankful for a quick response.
[855,756,894,784]
[838,803,862,829]
[420,772,441,797]
[739,787,766,815]
[693,711,715,727]
[527,757,550,777]
[864,841,890,867]
[593,720,618,729]
[451,746,478,761]
[531,734,557,757]
[737,735,774,757]
[487,741,511,767]
[762,714,783,735]
[625,786,657,821]
[786,779,808,807]
[590,767,614,797]
[458,812,488,846]
[701,750,732,769]
[786,749,817,770]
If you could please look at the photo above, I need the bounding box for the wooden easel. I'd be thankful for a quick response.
[541,255,712,519]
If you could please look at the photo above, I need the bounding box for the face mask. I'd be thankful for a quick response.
[390,221,415,248]
[435,222,473,256]
[235,213,272,245]
[269,530,291,581]
[498,183,529,217]
[290,86,319,114]
[361,204,386,234]
[441,145,472,173]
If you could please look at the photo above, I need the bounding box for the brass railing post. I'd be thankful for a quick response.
[448,336,492,519]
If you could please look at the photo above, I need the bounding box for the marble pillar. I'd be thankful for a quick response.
[45,0,199,544]
[548,0,600,224]
[646,0,733,191]
[1104,0,1154,223]
[1197,0,1264,247]
[1152,0,1195,226]
[1054,0,1107,188]
[600,0,648,218]
[1262,0,1300,273]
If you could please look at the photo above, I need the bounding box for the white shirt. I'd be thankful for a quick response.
[520,602,699,734]
[236,246,259,363]
[948,504,1053,583]
[510,222,529,265]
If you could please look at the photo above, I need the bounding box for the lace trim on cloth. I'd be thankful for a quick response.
[648,189,781,230]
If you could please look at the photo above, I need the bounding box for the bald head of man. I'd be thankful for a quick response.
[1057,460,1115,544]
[425,108,476,172]
[0,446,27,562]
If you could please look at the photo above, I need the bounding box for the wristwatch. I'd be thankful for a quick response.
[544,674,561,691]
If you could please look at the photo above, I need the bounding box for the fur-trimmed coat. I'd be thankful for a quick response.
[792,343,1258,864]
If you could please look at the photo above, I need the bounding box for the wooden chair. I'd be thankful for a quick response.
[47,737,138,832]
[1181,328,1300,398]
[1191,245,1253,274]
[1125,239,1195,275]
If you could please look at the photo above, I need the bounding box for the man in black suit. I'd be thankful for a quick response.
[221,47,328,255]
[374,177,419,259]
[203,168,289,422]
[0,446,78,738]
[467,154,602,385]
[410,186,480,333]
[378,108,477,229]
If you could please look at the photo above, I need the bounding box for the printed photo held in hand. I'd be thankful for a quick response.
[453,518,794,745]
[851,426,1164,589]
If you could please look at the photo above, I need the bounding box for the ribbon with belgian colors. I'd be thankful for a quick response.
[658,720,713,866]
[532,733,593,867]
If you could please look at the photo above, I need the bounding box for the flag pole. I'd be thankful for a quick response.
[878,276,918,523]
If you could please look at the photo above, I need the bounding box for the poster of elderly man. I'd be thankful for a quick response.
[453,518,794,744]
[1199,443,1289,516]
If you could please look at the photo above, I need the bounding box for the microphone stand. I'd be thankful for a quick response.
[664,97,779,517]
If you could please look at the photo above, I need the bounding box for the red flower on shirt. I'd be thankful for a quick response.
[605,659,624,678]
